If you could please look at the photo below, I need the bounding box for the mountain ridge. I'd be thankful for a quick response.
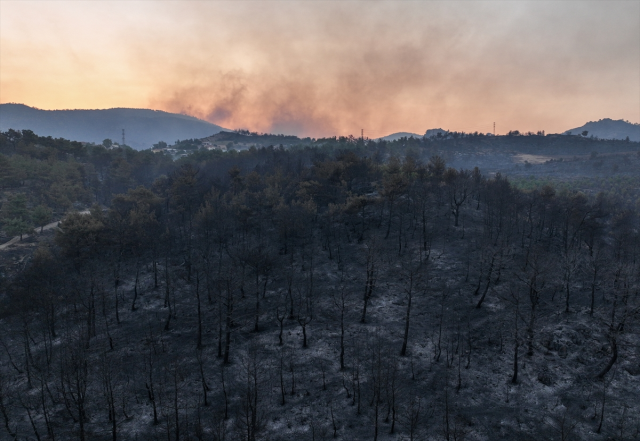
[376,131,422,141]
[0,103,229,150]
[2,104,638,147]
[563,118,639,141]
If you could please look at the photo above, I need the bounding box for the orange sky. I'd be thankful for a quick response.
[1,1,639,137]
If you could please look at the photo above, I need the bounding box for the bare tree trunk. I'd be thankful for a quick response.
[254,271,260,332]
[339,302,345,370]
[476,253,496,309]
[221,365,229,420]
[145,353,159,425]
[279,350,286,405]
[113,269,120,325]
[511,300,519,384]
[590,262,598,317]
[196,350,209,406]
[0,376,17,440]
[195,271,202,350]
[276,307,285,346]
[224,280,233,364]
[361,244,377,323]
[173,368,180,441]
[400,272,414,356]
[436,292,446,362]
[597,337,617,379]
[597,377,607,434]
[330,402,338,438]
[131,261,140,311]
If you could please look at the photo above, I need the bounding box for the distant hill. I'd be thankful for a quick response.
[202,131,309,148]
[424,128,450,138]
[563,118,640,142]
[377,132,422,141]
[0,103,229,150]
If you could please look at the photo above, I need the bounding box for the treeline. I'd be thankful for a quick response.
[418,131,640,156]
[2,126,637,235]
[1,139,639,440]
[512,173,640,211]
[0,129,178,238]
[0,129,375,237]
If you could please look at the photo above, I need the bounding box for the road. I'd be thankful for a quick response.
[0,210,90,251]
[0,220,62,250]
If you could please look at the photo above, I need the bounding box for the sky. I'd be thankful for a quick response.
[1,1,639,138]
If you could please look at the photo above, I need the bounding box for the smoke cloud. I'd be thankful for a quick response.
[1,1,638,137]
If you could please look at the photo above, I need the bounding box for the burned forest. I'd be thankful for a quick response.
[1,131,640,440]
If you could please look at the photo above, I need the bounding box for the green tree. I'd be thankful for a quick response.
[103,139,113,148]
[427,155,446,179]
[32,204,53,233]
[153,141,168,149]
[4,217,33,240]
[0,154,18,188]
[55,211,104,258]
[2,193,29,221]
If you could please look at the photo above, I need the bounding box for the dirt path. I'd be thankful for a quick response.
[0,210,89,251]
[0,219,61,250]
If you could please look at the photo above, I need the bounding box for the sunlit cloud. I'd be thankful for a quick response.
[1,1,638,137]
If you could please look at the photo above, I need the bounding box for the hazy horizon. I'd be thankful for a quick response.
[1,1,639,137]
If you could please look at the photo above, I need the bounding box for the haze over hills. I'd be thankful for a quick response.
[563,118,640,141]
[380,120,640,143]
[2,103,638,148]
[0,103,229,150]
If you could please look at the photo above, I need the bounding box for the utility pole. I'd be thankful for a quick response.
[122,129,125,147]
[493,122,495,136]
[361,129,364,141]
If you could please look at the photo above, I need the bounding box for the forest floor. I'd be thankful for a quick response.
[2,216,638,440]
[0,145,639,440]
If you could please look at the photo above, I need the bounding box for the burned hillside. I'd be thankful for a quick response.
[0,133,639,440]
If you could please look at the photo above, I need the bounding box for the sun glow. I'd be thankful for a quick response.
[1,1,638,137]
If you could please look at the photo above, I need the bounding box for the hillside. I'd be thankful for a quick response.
[563,118,640,142]
[377,132,422,141]
[0,103,229,150]
[202,130,312,149]
[1,130,640,440]
[424,128,450,138]
[0,140,638,441]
